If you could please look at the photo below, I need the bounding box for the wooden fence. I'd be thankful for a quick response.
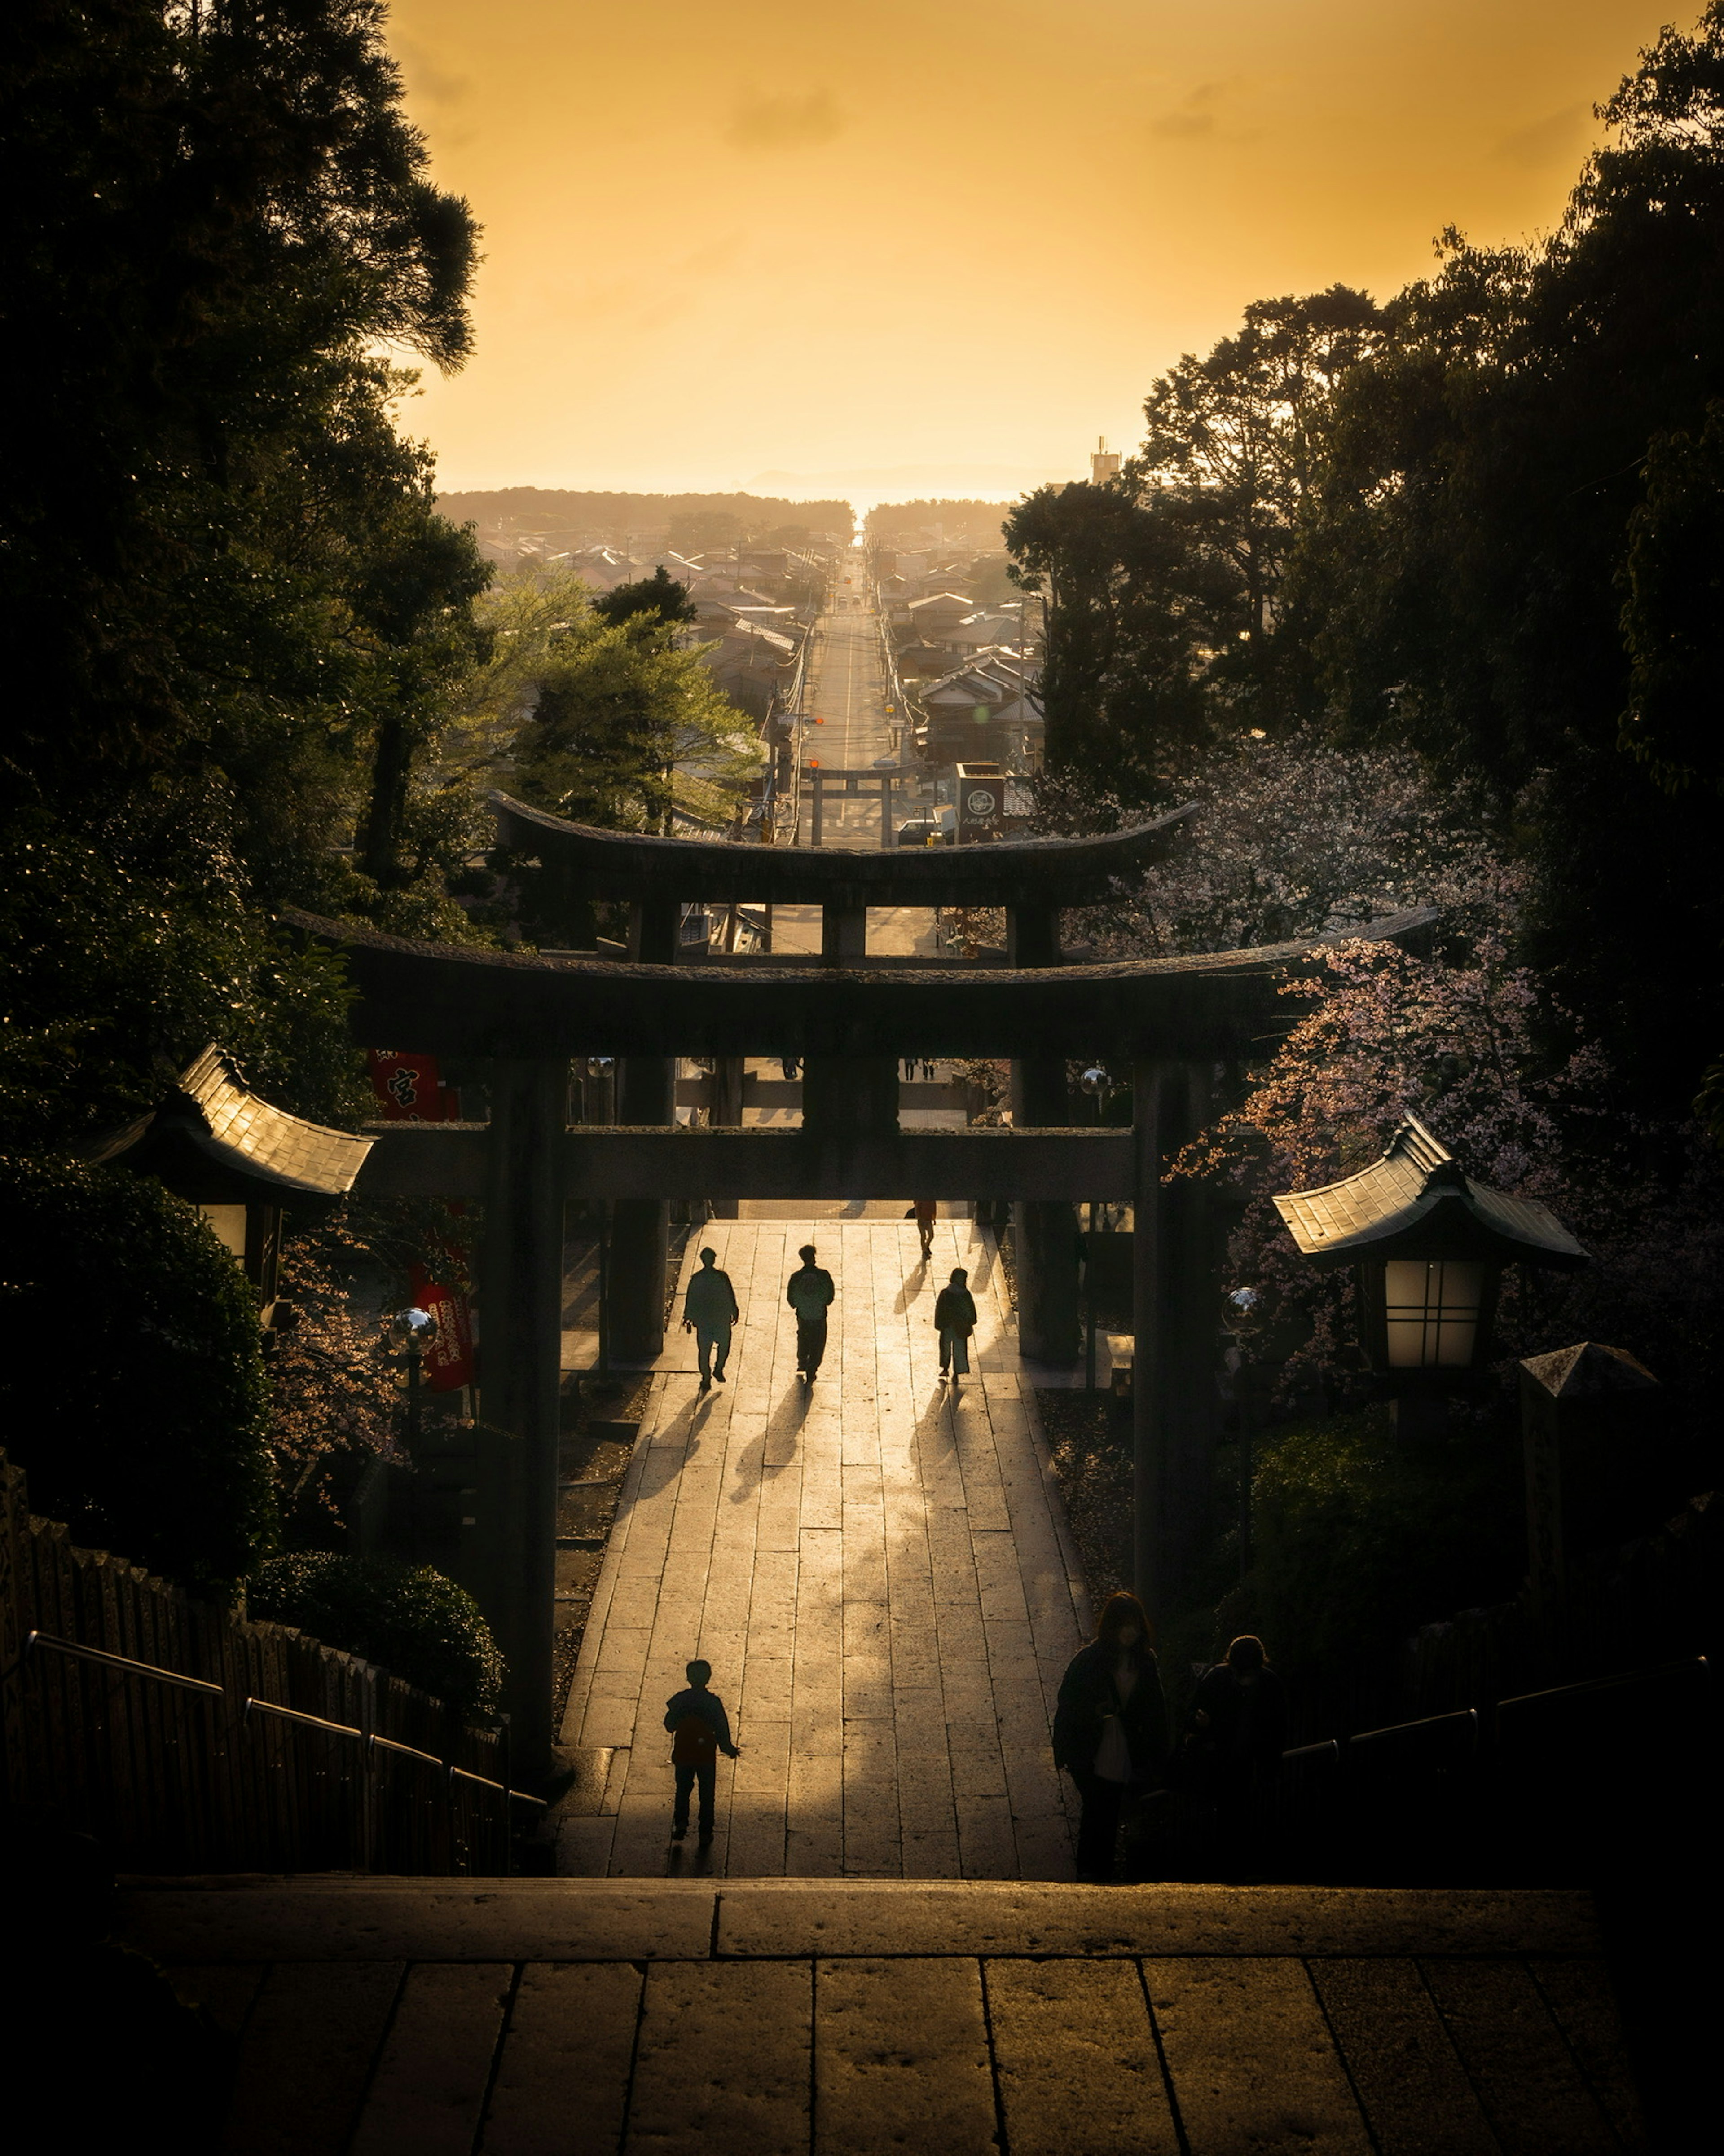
[0,1455,526,1874]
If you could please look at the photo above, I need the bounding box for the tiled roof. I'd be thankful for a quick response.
[1273,1115,1587,1269]
[91,1046,372,1201]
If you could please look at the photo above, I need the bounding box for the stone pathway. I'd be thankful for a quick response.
[124,1876,1645,2156]
[559,1217,1090,1878]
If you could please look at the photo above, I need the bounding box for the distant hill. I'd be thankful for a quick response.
[437,488,853,554]
[863,498,1016,548]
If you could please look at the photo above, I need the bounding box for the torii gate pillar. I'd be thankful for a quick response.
[610,897,677,1362]
[1010,900,1080,1363]
[477,1057,567,1777]
[1131,1057,1216,1628]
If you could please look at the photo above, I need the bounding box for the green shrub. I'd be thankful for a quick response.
[249,1552,504,1718]
[1237,1403,1523,1672]
[0,1158,274,1599]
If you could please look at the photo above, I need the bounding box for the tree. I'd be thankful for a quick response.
[509,615,764,836]
[592,566,698,630]
[0,0,491,1130]
[1005,288,1379,789]
[1292,11,1724,1109]
[1004,481,1231,790]
[1618,400,1724,800]
[0,1160,275,1600]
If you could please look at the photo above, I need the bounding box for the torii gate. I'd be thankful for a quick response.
[291,807,1433,1771]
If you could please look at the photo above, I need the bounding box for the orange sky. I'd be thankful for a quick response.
[388,0,1676,507]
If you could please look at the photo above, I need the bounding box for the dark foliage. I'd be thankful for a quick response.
[592,565,697,630]
[249,1550,503,1715]
[0,1159,274,1599]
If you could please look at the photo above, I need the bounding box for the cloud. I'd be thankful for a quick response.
[391,35,470,109]
[726,88,847,152]
[1152,81,1223,140]
[1494,105,1590,170]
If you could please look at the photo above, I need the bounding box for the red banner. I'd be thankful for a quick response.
[367,1049,460,1122]
[408,1263,476,1393]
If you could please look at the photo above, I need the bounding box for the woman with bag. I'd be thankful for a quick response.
[1052,1590,1170,1881]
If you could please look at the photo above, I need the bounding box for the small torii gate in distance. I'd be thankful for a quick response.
[296,804,1433,1772]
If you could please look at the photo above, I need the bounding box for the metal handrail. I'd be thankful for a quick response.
[1497,1653,1710,1713]
[1348,1706,1478,1752]
[1281,1738,1340,1764]
[244,1696,365,1741]
[22,1630,224,1698]
[449,1762,548,1808]
[243,1696,542,1808]
[370,1731,444,1772]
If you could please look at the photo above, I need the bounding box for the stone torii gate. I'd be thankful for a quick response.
[291,813,1432,1772]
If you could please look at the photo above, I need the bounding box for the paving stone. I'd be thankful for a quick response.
[1307,1956,1501,2156]
[814,1957,996,2156]
[1147,1956,1371,2154]
[1421,1958,1619,2155]
[627,1962,811,2156]
[1527,1959,1648,2152]
[713,1883,1600,1961]
[351,1962,512,2156]
[984,1957,1180,2156]
[481,1963,643,2156]
[123,1882,719,1961]
[221,1961,405,2155]
[167,1961,266,2036]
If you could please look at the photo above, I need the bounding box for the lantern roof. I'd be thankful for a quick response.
[88,1046,373,1208]
[1273,1114,1588,1271]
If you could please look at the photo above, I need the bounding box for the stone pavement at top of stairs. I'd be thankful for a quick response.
[120,1874,1648,2156]
[558,1217,1092,1880]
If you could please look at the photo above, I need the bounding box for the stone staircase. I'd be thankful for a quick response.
[119,1875,1648,2153]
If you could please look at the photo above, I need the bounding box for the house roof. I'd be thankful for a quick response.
[88,1046,373,1207]
[1272,1114,1588,1270]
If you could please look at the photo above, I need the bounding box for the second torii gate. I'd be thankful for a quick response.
[290,813,1433,1773]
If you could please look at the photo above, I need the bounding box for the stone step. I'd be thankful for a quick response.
[119,1878,1646,2154]
[119,1875,1601,1963]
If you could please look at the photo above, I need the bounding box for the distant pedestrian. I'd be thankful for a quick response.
[664,1658,739,1847]
[1181,1635,1288,1838]
[934,1265,977,1384]
[1053,1591,1169,1882]
[786,1243,835,1383]
[921,1058,935,1081]
[780,1055,800,1080]
[912,1196,937,1259]
[682,1246,740,1391]
[902,1055,917,1081]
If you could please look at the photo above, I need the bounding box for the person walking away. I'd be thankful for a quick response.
[922,1058,935,1081]
[663,1658,739,1847]
[902,1055,917,1081]
[934,1265,977,1387]
[682,1246,740,1391]
[912,1196,937,1260]
[786,1243,835,1383]
[1053,1591,1169,1882]
[1183,1635,1287,1858]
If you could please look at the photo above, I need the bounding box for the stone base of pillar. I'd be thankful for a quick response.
[609,1198,668,1362]
[1012,1199,1082,1363]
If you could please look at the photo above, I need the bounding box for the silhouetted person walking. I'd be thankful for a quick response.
[912,1196,937,1259]
[1183,1635,1287,1844]
[934,1265,977,1386]
[1054,1591,1169,1882]
[682,1246,740,1391]
[664,1658,739,1847]
[787,1243,834,1383]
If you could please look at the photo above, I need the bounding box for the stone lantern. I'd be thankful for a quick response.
[1272,1114,1588,1415]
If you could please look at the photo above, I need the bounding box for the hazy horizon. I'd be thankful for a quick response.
[390,0,1675,498]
